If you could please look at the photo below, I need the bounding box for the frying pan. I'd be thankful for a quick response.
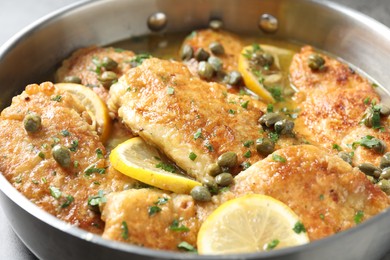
[1,0,390,259]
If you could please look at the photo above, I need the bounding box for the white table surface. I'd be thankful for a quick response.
[0,0,389,259]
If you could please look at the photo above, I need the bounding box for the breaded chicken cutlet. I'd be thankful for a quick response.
[0,82,136,233]
[101,145,389,250]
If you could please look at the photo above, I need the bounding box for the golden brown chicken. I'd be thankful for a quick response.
[101,145,389,250]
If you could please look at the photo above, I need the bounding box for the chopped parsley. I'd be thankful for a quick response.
[320,214,325,220]
[352,135,384,152]
[69,139,79,152]
[167,86,175,95]
[155,197,169,205]
[88,190,106,209]
[148,205,162,216]
[177,241,197,253]
[121,221,129,240]
[169,219,190,232]
[268,132,279,143]
[129,53,151,67]
[332,144,342,151]
[319,194,325,200]
[292,221,306,234]
[266,239,280,250]
[84,166,106,175]
[204,141,214,152]
[265,86,283,102]
[61,195,74,208]
[243,150,251,158]
[272,154,286,163]
[95,148,104,159]
[241,161,251,170]
[267,104,274,113]
[219,186,230,193]
[228,109,236,115]
[156,162,176,173]
[189,152,197,161]
[241,100,249,109]
[114,48,125,53]
[38,151,45,159]
[73,161,79,168]
[49,186,62,199]
[51,95,62,102]
[354,210,364,224]
[194,128,203,140]
[61,130,70,137]
[243,140,254,148]
[363,97,370,105]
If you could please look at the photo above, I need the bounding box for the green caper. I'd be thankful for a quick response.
[202,176,218,194]
[101,56,118,70]
[190,185,211,202]
[337,152,352,165]
[23,113,42,133]
[377,179,390,195]
[256,137,275,156]
[207,163,222,177]
[380,104,390,116]
[274,119,294,135]
[207,56,223,72]
[215,173,233,187]
[181,44,194,61]
[195,48,210,61]
[217,152,238,168]
[259,113,283,127]
[372,139,387,154]
[380,167,390,180]
[380,153,390,169]
[52,145,71,168]
[227,71,243,86]
[358,163,381,178]
[251,52,274,67]
[362,109,374,127]
[98,71,118,88]
[209,42,225,55]
[308,53,325,71]
[63,75,82,84]
[197,61,214,80]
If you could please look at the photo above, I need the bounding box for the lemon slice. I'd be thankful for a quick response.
[197,194,309,255]
[109,137,202,194]
[55,83,111,143]
[238,45,293,103]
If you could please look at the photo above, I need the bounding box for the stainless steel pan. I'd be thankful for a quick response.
[1,0,390,259]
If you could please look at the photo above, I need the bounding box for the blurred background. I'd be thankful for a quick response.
[0,0,389,259]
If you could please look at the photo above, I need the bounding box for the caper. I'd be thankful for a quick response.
[209,42,225,55]
[52,145,71,168]
[207,56,223,72]
[181,44,194,61]
[98,71,118,88]
[207,163,222,177]
[377,179,390,195]
[63,75,82,84]
[372,139,387,154]
[358,163,381,178]
[101,56,118,70]
[227,71,243,86]
[23,113,42,133]
[308,53,325,71]
[190,186,211,202]
[380,153,390,169]
[259,113,283,127]
[274,119,294,135]
[217,152,238,168]
[362,109,374,127]
[380,167,390,180]
[194,48,210,61]
[380,104,390,116]
[256,137,275,156]
[251,52,274,67]
[202,176,218,194]
[209,20,223,30]
[197,61,214,80]
[338,152,352,165]
[215,173,233,187]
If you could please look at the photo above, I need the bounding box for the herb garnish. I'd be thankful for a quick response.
[129,53,151,67]
[49,186,62,199]
[243,140,254,148]
[148,205,162,216]
[69,139,79,152]
[241,100,249,109]
[266,239,280,250]
[267,104,274,113]
[84,166,106,175]
[189,152,197,161]
[292,221,306,234]
[61,130,70,137]
[167,86,175,95]
[177,241,197,253]
[354,210,364,224]
[194,128,203,140]
[88,190,106,209]
[51,95,62,102]
[169,219,190,232]
[61,195,74,208]
[272,154,286,163]
[95,148,104,159]
[243,150,251,158]
[241,162,251,170]
[156,162,176,173]
[332,144,342,151]
[121,221,129,240]
[265,86,283,102]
